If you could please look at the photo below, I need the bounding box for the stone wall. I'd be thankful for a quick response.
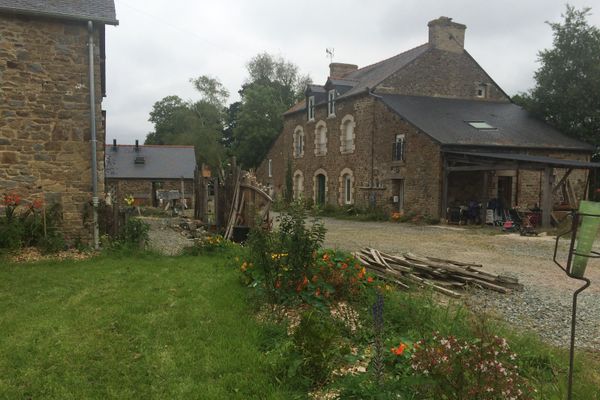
[258,94,443,217]
[376,48,509,102]
[106,179,194,207]
[0,14,105,242]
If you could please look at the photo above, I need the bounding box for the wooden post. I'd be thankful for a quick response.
[541,167,554,228]
[482,171,489,222]
[441,169,449,222]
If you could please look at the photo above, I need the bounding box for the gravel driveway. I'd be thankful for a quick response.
[319,217,600,351]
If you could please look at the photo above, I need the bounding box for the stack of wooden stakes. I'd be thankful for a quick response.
[353,248,522,298]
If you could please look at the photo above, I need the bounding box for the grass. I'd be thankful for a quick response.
[0,252,303,400]
[335,288,600,399]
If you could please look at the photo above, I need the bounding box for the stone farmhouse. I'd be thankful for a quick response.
[105,142,196,209]
[257,17,597,227]
[0,1,117,243]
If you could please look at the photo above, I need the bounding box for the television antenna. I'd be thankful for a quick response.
[326,48,335,63]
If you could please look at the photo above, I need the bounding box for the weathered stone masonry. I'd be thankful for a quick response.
[0,15,105,241]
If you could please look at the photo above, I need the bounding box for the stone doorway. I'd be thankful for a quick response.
[497,176,513,208]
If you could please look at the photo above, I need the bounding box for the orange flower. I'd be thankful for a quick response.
[322,253,329,261]
[341,263,348,270]
[315,288,321,297]
[302,276,309,285]
[367,276,374,283]
[391,343,407,356]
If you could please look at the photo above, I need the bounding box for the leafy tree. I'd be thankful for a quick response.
[514,5,600,145]
[145,76,229,167]
[232,53,310,168]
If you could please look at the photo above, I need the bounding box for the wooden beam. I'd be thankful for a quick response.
[446,164,520,172]
[541,167,554,228]
[552,168,573,194]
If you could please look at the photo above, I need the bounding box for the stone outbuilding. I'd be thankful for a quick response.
[0,0,118,242]
[105,142,197,209]
[257,16,598,227]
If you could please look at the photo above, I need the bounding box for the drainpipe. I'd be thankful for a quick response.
[88,21,99,249]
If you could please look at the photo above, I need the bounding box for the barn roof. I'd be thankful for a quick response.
[0,0,118,25]
[380,94,594,151]
[105,145,197,180]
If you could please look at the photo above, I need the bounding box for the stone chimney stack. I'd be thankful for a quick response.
[329,62,358,79]
[428,17,466,53]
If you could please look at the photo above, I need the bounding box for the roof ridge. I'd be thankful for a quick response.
[351,43,429,75]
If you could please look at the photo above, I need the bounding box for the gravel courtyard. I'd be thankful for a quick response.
[319,217,600,351]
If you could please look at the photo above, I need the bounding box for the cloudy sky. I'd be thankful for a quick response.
[103,0,600,145]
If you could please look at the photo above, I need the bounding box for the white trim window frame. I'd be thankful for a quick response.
[307,96,315,121]
[293,126,304,158]
[339,114,356,154]
[327,89,336,117]
[338,168,354,205]
[393,133,405,162]
[314,121,328,156]
[293,170,304,199]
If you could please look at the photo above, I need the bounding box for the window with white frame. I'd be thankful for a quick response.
[340,115,355,153]
[338,168,354,205]
[307,96,315,121]
[293,170,304,199]
[393,134,405,161]
[344,174,352,204]
[314,122,327,156]
[293,126,304,158]
[268,159,272,178]
[327,89,336,117]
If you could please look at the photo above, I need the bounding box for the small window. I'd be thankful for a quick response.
[294,128,304,158]
[344,174,352,204]
[307,96,315,121]
[341,118,354,153]
[467,121,496,130]
[393,134,405,161]
[327,89,336,117]
[476,84,487,98]
[268,159,272,178]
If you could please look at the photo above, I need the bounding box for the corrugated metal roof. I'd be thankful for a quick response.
[445,151,600,169]
[380,94,594,151]
[0,0,118,25]
[105,145,197,180]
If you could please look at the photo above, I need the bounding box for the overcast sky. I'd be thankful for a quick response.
[103,0,600,145]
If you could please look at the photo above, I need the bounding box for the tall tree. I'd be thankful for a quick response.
[145,76,228,167]
[514,6,600,145]
[232,53,310,168]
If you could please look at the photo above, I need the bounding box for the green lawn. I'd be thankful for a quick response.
[0,253,300,399]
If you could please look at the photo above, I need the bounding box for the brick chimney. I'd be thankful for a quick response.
[428,17,466,53]
[329,62,358,79]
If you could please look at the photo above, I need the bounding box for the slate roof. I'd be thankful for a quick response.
[285,44,430,115]
[380,94,594,151]
[105,145,197,180]
[0,0,118,25]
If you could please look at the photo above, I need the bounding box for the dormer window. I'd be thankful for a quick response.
[307,96,315,121]
[327,89,336,117]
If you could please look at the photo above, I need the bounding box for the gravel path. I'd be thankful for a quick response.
[142,217,194,256]
[319,217,600,351]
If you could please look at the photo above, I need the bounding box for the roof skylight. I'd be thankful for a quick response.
[467,121,496,130]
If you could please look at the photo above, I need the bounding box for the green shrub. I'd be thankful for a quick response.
[292,309,347,387]
[111,217,149,249]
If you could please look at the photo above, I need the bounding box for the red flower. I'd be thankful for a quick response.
[391,343,407,356]
[367,276,374,283]
[31,199,43,210]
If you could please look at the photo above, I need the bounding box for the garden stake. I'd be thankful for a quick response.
[553,211,597,400]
